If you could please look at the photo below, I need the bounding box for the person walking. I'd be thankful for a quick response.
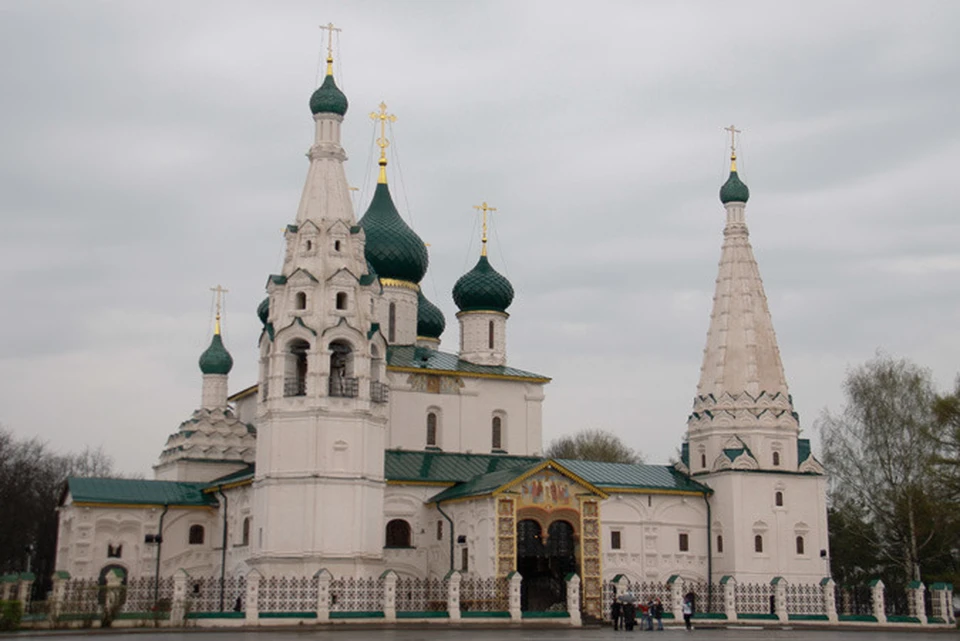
[682,596,693,630]
[612,598,623,631]
[653,598,664,630]
[624,601,637,631]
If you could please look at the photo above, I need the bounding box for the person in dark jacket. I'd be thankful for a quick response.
[612,599,623,631]
[653,598,664,630]
[624,601,637,631]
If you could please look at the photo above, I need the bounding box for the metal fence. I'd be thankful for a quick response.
[460,576,509,612]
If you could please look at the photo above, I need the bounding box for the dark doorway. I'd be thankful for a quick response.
[517,518,577,612]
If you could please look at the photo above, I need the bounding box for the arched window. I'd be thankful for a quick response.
[716,534,724,553]
[334,240,341,252]
[388,303,396,342]
[426,412,438,447]
[796,535,805,555]
[754,534,763,553]
[491,416,502,450]
[328,340,356,397]
[488,321,494,349]
[295,292,307,310]
[189,525,205,545]
[700,453,707,468]
[775,491,784,507]
[336,292,348,310]
[772,451,781,466]
[305,240,313,251]
[385,519,411,548]
[284,339,310,397]
[242,518,251,546]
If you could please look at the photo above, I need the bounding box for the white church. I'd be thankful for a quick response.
[54,39,829,618]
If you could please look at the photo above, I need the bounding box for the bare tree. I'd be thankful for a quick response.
[817,354,939,582]
[545,428,644,464]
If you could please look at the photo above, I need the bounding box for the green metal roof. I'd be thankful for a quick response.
[554,459,712,494]
[358,183,428,284]
[428,463,541,503]
[64,478,218,507]
[198,333,233,375]
[417,290,445,339]
[309,72,348,116]
[206,464,255,488]
[386,345,549,381]
[720,169,750,204]
[798,438,811,464]
[723,447,747,462]
[452,254,514,313]
[385,449,540,484]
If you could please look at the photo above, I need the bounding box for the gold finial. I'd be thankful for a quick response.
[472,201,497,257]
[369,101,397,184]
[210,284,229,335]
[320,22,341,76]
[724,124,742,172]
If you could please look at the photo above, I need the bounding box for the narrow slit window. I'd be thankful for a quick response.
[488,320,494,349]
[426,412,438,447]
[796,535,805,555]
[773,451,781,466]
[679,532,689,552]
[754,534,764,553]
[492,416,502,450]
[611,531,621,550]
[716,534,724,553]
[775,491,784,507]
[336,292,348,310]
[388,303,396,342]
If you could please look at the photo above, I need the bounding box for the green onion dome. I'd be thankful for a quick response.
[452,255,514,313]
[199,332,233,375]
[417,290,446,339]
[720,167,750,204]
[358,183,429,284]
[309,73,348,116]
[257,297,269,325]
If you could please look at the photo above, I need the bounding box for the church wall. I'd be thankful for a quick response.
[600,493,708,582]
[386,374,545,456]
[153,460,248,483]
[703,471,830,583]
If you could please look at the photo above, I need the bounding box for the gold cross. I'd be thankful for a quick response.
[724,124,741,158]
[370,102,397,183]
[473,202,497,257]
[320,22,341,74]
[210,284,228,334]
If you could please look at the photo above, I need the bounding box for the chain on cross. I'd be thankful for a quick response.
[473,201,497,256]
[210,284,228,333]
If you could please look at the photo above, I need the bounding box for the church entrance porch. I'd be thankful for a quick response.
[517,518,577,612]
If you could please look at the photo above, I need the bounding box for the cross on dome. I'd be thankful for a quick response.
[370,102,397,183]
[320,22,341,74]
[210,284,228,335]
[472,201,497,257]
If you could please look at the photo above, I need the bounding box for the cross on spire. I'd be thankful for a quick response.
[370,102,397,184]
[320,22,341,74]
[473,201,497,257]
[210,284,228,335]
[724,124,742,171]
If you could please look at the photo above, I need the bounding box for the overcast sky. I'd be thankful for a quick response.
[1,1,959,475]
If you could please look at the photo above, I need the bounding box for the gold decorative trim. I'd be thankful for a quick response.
[455,310,509,319]
[379,278,419,291]
[495,496,517,577]
[579,496,602,619]
[492,460,609,500]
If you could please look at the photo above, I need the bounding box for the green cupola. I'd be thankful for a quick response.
[257,297,269,325]
[719,155,750,204]
[417,290,446,339]
[199,321,233,375]
[309,56,348,116]
[453,254,514,313]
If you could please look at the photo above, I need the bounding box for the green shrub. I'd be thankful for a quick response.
[0,600,24,631]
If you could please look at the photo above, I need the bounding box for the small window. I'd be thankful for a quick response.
[754,534,764,553]
[189,525,205,545]
[334,240,341,252]
[716,535,723,554]
[426,412,438,447]
[492,416,502,450]
[796,535,805,555]
[388,303,396,342]
[242,518,251,546]
[295,292,307,310]
[611,531,621,550]
[461,547,469,572]
[437,520,443,541]
[700,453,706,468]
[773,451,781,466]
[336,292,348,310]
[107,544,122,558]
[775,491,784,507]
[488,320,494,349]
[385,519,411,548]
[306,240,313,251]
[679,533,689,552]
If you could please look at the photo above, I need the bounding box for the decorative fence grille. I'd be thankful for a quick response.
[785,583,823,615]
[119,576,175,613]
[460,576,509,612]
[601,580,615,620]
[395,576,446,612]
[186,575,247,613]
[735,582,775,615]
[329,576,383,612]
[686,581,723,614]
[61,578,100,614]
[884,584,910,617]
[258,575,318,613]
[835,585,872,616]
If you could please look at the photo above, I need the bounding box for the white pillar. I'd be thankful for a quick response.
[721,577,737,622]
[870,579,886,624]
[315,569,332,622]
[446,571,461,622]
[908,582,927,624]
[508,572,522,621]
[565,574,582,626]
[382,570,397,622]
[245,569,262,625]
[668,575,685,621]
[16,573,35,605]
[772,577,788,623]
[50,571,69,621]
[170,570,188,626]
[821,577,838,623]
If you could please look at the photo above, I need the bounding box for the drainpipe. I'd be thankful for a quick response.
[154,504,169,607]
[217,487,229,612]
[436,501,454,572]
[703,493,713,612]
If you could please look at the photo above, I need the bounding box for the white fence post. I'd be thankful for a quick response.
[565,573,581,626]
[446,571,461,622]
[772,577,788,623]
[870,579,886,624]
[49,571,69,621]
[245,569,261,625]
[821,577,838,623]
[667,575,684,621]
[170,569,189,626]
[17,572,35,605]
[314,569,332,622]
[907,581,926,624]
[508,572,522,621]
[381,570,397,622]
[720,576,737,622]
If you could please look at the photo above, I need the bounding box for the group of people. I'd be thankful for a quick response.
[610,597,664,631]
[611,594,696,631]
